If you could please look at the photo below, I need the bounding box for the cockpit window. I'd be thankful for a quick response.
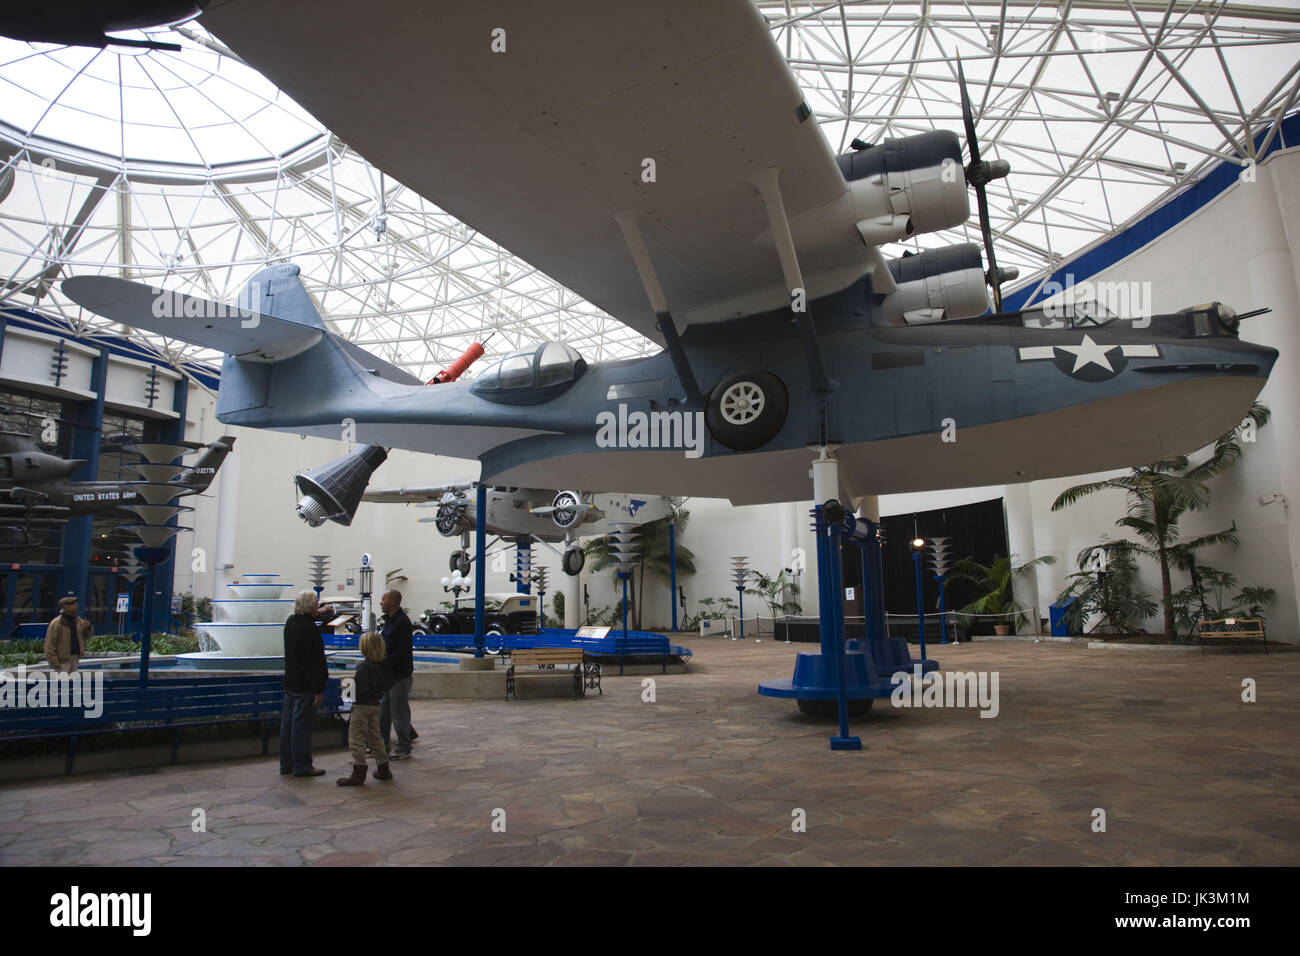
[1022,298,1118,330]
[537,342,581,386]
[498,354,534,389]
[471,341,587,404]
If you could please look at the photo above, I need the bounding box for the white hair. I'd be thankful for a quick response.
[294,590,319,615]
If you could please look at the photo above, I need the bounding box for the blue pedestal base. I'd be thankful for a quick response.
[830,736,863,750]
[845,637,940,675]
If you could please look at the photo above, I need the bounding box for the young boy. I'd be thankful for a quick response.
[338,632,396,786]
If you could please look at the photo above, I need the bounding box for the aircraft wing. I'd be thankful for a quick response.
[362,483,472,504]
[201,0,853,341]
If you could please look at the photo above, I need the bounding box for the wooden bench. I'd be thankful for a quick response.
[505,648,600,699]
[0,674,350,774]
[1199,618,1269,654]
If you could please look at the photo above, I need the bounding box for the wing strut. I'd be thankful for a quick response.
[614,212,703,407]
[749,168,831,394]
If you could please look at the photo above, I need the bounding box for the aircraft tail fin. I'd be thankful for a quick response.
[181,435,236,494]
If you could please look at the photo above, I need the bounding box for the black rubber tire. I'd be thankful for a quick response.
[429,614,453,635]
[705,370,788,451]
[484,626,504,655]
[562,548,585,576]
[449,551,471,576]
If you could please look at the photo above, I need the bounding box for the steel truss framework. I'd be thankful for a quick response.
[0,2,1297,381]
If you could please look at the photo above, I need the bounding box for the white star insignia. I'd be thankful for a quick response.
[1057,334,1118,373]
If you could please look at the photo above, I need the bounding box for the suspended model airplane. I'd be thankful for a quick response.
[62,2,1276,511]
[291,440,672,575]
[0,429,234,522]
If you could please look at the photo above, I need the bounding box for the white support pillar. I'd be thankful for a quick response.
[212,446,239,596]
[1249,161,1300,632]
[1004,482,1041,635]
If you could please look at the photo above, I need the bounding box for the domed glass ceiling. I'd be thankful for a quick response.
[1,3,1298,382]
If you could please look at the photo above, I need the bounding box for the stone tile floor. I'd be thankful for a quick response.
[1,639,1296,866]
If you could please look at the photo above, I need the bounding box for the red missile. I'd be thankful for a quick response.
[427,332,494,384]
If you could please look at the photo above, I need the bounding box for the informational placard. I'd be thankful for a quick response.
[845,587,855,601]
[116,595,130,614]
[575,625,612,639]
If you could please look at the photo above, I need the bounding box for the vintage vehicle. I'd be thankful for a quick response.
[420,592,540,650]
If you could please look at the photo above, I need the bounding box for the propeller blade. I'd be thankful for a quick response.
[975,185,1003,312]
[957,56,980,166]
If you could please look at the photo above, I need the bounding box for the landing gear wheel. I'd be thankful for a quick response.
[449,550,471,576]
[562,548,585,576]
[705,370,788,451]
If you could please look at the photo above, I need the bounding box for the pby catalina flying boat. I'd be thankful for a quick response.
[62,2,1277,508]
[291,444,672,575]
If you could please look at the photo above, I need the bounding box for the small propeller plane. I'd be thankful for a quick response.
[362,482,672,576]
[289,440,673,575]
[61,2,1277,512]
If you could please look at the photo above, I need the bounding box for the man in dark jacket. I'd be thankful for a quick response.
[378,589,415,759]
[280,590,330,777]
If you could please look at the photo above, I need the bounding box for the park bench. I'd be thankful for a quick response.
[574,633,674,674]
[505,648,600,699]
[0,674,350,774]
[1199,618,1269,654]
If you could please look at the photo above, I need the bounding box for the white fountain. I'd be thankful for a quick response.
[181,573,297,666]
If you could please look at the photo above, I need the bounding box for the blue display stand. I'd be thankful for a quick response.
[759,505,938,736]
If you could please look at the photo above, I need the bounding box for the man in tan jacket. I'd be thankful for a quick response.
[45,596,93,673]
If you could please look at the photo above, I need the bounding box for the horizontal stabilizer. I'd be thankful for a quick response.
[61,276,323,363]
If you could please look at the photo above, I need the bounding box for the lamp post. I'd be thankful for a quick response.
[440,570,470,610]
[607,522,640,640]
[308,554,330,603]
[928,536,952,645]
[534,566,549,631]
[910,537,928,662]
[730,556,749,640]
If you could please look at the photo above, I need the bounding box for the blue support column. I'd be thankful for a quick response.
[473,484,487,657]
[912,551,928,662]
[669,521,677,632]
[60,346,108,606]
[619,572,630,640]
[823,511,860,750]
[514,536,531,594]
[147,374,189,636]
[936,574,949,644]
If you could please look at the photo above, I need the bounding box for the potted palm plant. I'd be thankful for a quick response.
[952,554,1055,635]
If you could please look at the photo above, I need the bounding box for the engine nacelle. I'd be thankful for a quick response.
[294,444,388,527]
[759,131,969,253]
[848,134,971,244]
[433,496,472,536]
[877,244,991,325]
[549,490,583,529]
